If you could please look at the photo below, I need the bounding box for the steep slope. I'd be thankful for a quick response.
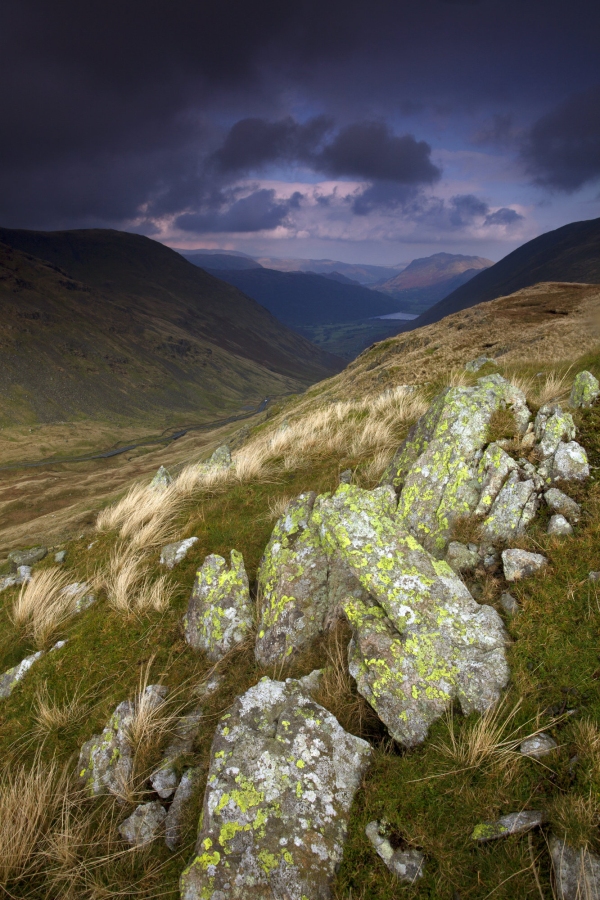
[411,216,600,328]
[254,256,403,284]
[178,251,263,270]
[0,228,343,426]
[376,251,492,294]
[200,266,400,326]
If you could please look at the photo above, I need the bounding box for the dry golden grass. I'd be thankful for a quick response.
[551,792,600,850]
[11,567,79,649]
[96,547,174,615]
[31,684,88,739]
[267,494,293,521]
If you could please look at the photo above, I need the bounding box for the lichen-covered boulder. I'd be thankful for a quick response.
[480,472,538,542]
[165,766,202,851]
[198,444,234,473]
[160,536,199,569]
[255,493,329,666]
[445,541,479,573]
[150,465,173,490]
[471,810,546,842]
[384,375,529,557]
[0,650,43,699]
[78,684,168,797]
[474,443,519,517]
[314,485,509,747]
[365,821,424,882]
[569,370,600,409]
[549,836,600,900]
[465,355,494,372]
[548,514,573,536]
[502,549,547,581]
[255,493,367,666]
[535,406,576,460]
[62,581,96,613]
[150,704,203,798]
[184,551,253,661]
[550,441,590,482]
[119,800,166,846]
[180,674,372,900]
[544,488,581,523]
[7,546,47,570]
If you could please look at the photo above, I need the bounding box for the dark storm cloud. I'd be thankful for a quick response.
[0,0,598,229]
[521,87,600,191]
[317,123,441,184]
[175,189,304,233]
[484,207,523,226]
[351,183,419,215]
[213,117,332,172]
[448,194,489,226]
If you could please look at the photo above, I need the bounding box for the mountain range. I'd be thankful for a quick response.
[0,228,342,426]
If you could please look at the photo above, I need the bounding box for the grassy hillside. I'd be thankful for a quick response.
[0,228,343,427]
[413,216,600,328]
[0,281,600,899]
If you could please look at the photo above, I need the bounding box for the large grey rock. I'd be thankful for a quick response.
[550,836,600,900]
[365,821,424,882]
[0,566,31,593]
[569,370,600,409]
[150,465,173,490]
[544,488,581,523]
[519,733,557,758]
[150,704,203,799]
[0,650,44,698]
[180,674,372,900]
[471,810,546,841]
[313,485,509,747]
[502,549,548,582]
[480,472,538,543]
[78,684,168,797]
[551,441,590,482]
[548,514,573,536]
[474,443,519,517]
[384,375,529,557]
[160,537,199,569]
[7,546,47,570]
[119,801,167,846]
[535,406,576,459]
[165,767,202,851]
[255,493,367,666]
[184,551,253,661]
[198,444,233,472]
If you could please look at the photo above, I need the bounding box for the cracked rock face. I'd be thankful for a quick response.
[180,674,372,900]
[255,492,367,667]
[160,537,198,569]
[544,488,581,523]
[184,551,253,661]
[150,704,203,799]
[569,370,600,409]
[383,375,530,557]
[119,800,166,846]
[314,485,509,747]
[0,650,44,699]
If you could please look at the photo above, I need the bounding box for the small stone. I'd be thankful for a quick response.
[589,572,600,583]
[544,488,581,523]
[7,546,47,570]
[207,444,233,468]
[54,550,67,564]
[569,371,600,409]
[16,566,32,583]
[339,469,353,484]
[165,767,202,851]
[119,801,167,846]
[465,355,494,372]
[160,537,198,569]
[150,465,172,491]
[0,574,18,593]
[365,821,425,882]
[548,514,573,536]
[500,592,520,615]
[519,733,558,758]
[446,541,480,573]
[471,810,546,841]
[62,582,96,612]
[552,441,590,482]
[502,549,548,581]
[0,650,44,699]
[550,836,600,900]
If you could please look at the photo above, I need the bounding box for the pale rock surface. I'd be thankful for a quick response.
[365,821,424,882]
[150,704,203,798]
[184,551,253,661]
[314,485,509,747]
[551,441,590,482]
[165,767,202,851]
[480,472,538,542]
[0,650,44,698]
[8,546,47,569]
[54,550,67,563]
[471,810,546,841]
[548,514,573,536]
[550,836,600,900]
[465,355,494,372]
[150,465,173,490]
[180,674,372,900]
[569,370,600,408]
[78,685,168,797]
[474,443,519,517]
[445,541,479,573]
[160,537,199,569]
[119,801,167,846]
[502,549,548,582]
[544,488,581,523]
[499,592,520,615]
[62,581,96,612]
[520,733,558,758]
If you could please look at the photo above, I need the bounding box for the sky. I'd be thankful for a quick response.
[1,0,600,265]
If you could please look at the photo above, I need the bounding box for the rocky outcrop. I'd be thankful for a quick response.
[160,537,198,569]
[314,485,509,747]
[519,733,557,758]
[548,514,573,536]
[184,551,253,661]
[0,640,66,699]
[383,375,530,557]
[78,684,168,797]
[502,549,548,582]
[544,488,581,523]
[150,465,173,490]
[165,767,202,851]
[8,546,47,570]
[180,673,372,900]
[150,704,203,799]
[535,405,590,483]
[119,801,166,846]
